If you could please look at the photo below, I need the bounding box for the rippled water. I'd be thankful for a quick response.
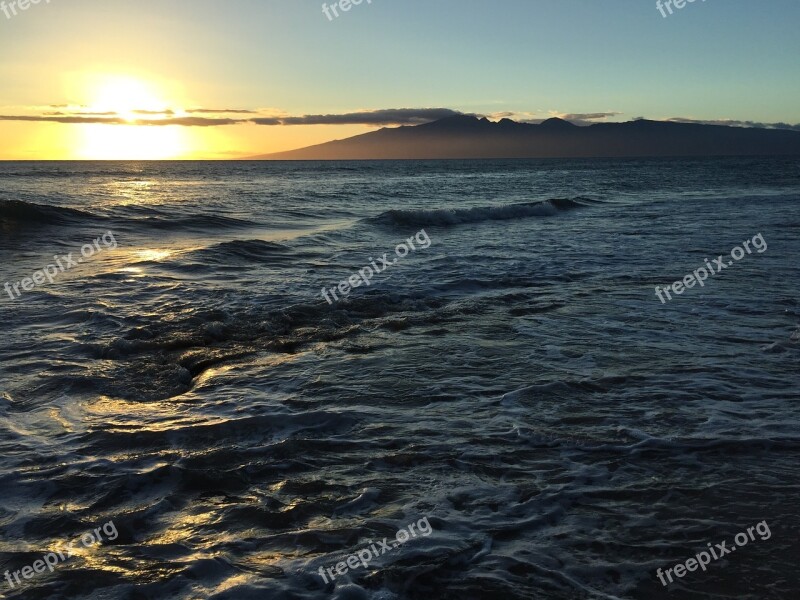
[1,158,799,599]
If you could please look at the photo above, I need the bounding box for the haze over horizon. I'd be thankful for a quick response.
[1,0,799,159]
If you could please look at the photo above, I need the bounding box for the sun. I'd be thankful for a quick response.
[74,75,190,159]
[89,76,169,121]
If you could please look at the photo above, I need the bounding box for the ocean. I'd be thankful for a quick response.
[1,158,798,599]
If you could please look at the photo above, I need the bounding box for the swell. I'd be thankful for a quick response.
[0,199,101,227]
[183,239,295,264]
[368,197,599,228]
[0,199,255,232]
[0,166,152,178]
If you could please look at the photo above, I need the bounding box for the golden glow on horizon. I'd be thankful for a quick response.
[77,124,187,160]
[0,70,383,159]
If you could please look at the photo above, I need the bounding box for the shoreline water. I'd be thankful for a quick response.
[1,157,798,599]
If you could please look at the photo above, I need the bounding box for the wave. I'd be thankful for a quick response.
[368,197,598,227]
[0,167,134,178]
[186,239,293,263]
[137,213,255,231]
[0,199,100,226]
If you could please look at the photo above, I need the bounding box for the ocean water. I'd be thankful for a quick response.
[0,158,798,600]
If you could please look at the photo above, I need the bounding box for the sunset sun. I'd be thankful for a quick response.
[89,76,167,121]
[75,76,189,159]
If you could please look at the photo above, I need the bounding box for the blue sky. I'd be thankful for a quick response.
[1,0,798,158]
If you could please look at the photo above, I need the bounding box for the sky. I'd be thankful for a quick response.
[1,0,799,159]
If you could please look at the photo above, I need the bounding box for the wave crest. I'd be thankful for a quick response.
[369,197,597,227]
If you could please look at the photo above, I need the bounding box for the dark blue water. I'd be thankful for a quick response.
[1,158,799,599]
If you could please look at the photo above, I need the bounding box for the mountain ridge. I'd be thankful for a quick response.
[250,116,800,160]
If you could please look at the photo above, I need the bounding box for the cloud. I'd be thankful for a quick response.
[0,107,468,127]
[138,117,244,126]
[0,114,244,126]
[252,108,469,126]
[249,117,283,125]
[481,111,623,126]
[132,109,176,116]
[485,110,540,122]
[546,111,623,126]
[666,117,800,131]
[0,115,129,124]
[560,112,621,121]
[185,108,258,114]
[43,111,118,116]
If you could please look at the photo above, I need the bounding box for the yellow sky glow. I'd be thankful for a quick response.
[0,72,380,160]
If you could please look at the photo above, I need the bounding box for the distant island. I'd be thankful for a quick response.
[251,116,800,160]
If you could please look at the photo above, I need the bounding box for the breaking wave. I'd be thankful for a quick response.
[369,197,598,227]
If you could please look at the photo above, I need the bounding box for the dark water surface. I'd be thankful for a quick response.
[1,158,799,599]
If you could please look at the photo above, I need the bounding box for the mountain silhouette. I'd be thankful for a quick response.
[251,116,800,160]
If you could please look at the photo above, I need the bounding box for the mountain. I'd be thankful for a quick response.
[250,116,800,160]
